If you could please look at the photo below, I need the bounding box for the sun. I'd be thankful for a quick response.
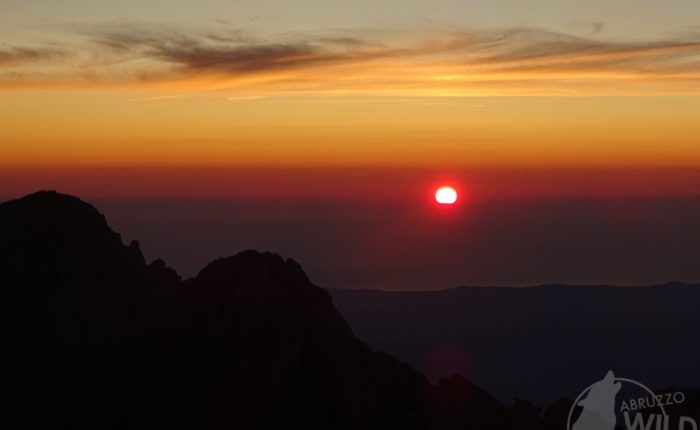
[435,186,458,205]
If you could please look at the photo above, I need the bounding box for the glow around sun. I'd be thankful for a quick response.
[435,186,458,204]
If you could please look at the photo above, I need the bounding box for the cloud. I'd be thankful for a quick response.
[81,24,700,76]
[77,22,388,75]
[464,28,700,74]
[0,45,65,66]
[2,22,700,94]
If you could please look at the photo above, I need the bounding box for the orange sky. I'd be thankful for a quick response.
[2,93,700,169]
[2,18,700,199]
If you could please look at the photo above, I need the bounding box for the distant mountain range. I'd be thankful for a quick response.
[329,282,700,406]
[3,190,699,429]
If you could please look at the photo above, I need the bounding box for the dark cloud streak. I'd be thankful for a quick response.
[0,45,64,67]
[82,23,390,75]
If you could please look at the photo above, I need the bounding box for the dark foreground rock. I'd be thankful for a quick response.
[1,191,561,429]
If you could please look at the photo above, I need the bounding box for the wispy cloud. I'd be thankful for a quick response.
[463,28,700,74]
[83,22,390,74]
[0,45,65,66]
[2,22,700,94]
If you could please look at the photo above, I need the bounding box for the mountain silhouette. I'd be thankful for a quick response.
[2,190,547,429]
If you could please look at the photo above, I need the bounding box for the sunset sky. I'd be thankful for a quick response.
[2,0,700,288]
[2,0,700,171]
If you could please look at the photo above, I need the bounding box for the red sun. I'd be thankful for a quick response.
[435,186,458,205]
